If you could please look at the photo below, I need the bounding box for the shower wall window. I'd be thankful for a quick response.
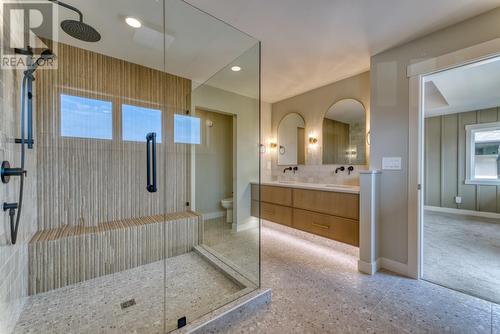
[0,1,260,333]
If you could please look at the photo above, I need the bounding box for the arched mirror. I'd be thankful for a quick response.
[277,113,306,165]
[322,99,366,165]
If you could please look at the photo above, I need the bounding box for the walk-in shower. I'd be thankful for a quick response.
[0,0,260,333]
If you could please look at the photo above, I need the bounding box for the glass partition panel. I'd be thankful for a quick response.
[0,0,259,333]
[192,43,261,287]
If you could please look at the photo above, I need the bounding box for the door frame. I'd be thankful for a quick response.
[407,37,500,279]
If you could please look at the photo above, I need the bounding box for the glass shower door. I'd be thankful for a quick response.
[3,0,260,332]
[9,1,172,333]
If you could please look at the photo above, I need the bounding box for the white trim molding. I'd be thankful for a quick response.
[232,216,259,232]
[407,37,500,77]
[465,122,500,185]
[407,38,500,280]
[358,170,381,275]
[377,257,409,276]
[202,211,226,220]
[425,205,500,221]
[358,260,377,275]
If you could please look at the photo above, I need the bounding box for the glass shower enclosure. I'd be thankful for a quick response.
[0,0,260,333]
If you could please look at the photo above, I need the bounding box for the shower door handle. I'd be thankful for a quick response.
[146,132,157,193]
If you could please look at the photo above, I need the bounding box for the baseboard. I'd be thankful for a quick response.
[232,217,259,232]
[376,257,408,277]
[357,260,377,275]
[202,211,226,220]
[425,205,500,220]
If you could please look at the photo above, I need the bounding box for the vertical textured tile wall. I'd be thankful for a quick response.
[0,6,38,332]
[0,21,38,334]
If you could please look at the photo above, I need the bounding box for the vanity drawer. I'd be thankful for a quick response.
[259,185,292,206]
[292,209,359,246]
[293,189,359,220]
[261,202,292,226]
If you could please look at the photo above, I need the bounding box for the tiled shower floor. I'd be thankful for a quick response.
[14,252,242,334]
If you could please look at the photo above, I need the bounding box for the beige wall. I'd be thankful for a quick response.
[371,7,500,265]
[261,102,273,181]
[192,85,260,230]
[269,71,370,184]
[272,71,370,166]
[195,109,234,215]
[425,108,500,213]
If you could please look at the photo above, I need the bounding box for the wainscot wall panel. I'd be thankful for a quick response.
[425,107,500,213]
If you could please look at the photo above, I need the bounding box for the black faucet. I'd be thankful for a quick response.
[335,166,345,174]
[283,167,293,173]
[348,166,354,175]
[293,166,298,174]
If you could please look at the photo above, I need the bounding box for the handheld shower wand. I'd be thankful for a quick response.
[1,47,55,244]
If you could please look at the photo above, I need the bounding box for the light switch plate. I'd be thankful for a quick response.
[382,157,402,170]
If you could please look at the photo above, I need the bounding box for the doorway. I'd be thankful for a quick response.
[416,54,500,304]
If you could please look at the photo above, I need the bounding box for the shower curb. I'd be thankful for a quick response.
[174,288,272,334]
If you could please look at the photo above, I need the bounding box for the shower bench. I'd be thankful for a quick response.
[28,211,201,295]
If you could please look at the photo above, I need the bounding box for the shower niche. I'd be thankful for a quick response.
[0,1,261,333]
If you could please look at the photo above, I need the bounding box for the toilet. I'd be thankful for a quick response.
[220,197,233,223]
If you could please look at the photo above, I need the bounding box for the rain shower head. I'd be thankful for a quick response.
[48,0,101,42]
[60,19,101,42]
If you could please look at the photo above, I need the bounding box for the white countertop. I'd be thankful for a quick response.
[251,181,360,194]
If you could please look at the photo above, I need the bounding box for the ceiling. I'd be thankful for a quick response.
[40,0,259,98]
[184,0,500,102]
[425,57,500,117]
[39,0,500,103]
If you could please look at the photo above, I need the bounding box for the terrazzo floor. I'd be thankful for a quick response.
[423,211,500,304]
[13,252,243,334]
[203,218,259,283]
[211,220,500,334]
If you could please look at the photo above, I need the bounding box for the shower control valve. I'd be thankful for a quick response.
[1,161,26,184]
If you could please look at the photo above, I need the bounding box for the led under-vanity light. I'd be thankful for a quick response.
[231,66,241,72]
[125,17,142,28]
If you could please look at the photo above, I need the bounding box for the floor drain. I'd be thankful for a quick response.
[120,299,136,309]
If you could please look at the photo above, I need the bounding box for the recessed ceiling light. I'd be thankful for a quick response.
[125,17,142,28]
[231,66,241,72]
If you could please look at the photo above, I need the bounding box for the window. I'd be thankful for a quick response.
[174,114,200,144]
[466,122,500,185]
[122,104,162,143]
[60,94,112,139]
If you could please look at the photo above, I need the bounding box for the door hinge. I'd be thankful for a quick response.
[417,184,421,190]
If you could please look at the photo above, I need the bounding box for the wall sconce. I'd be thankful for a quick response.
[308,137,318,145]
[270,142,278,149]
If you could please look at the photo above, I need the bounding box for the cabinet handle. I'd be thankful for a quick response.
[312,222,329,230]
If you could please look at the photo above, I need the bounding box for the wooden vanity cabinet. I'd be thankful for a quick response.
[251,184,359,247]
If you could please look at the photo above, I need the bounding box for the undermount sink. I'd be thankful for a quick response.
[278,180,296,184]
[324,184,356,188]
